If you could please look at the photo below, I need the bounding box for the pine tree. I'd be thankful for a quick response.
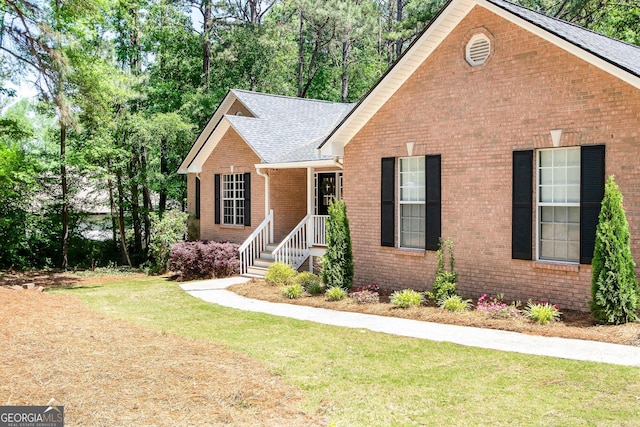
[590,176,640,324]
[321,200,354,290]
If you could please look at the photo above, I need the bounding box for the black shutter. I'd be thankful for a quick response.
[580,145,605,264]
[512,150,533,260]
[214,174,221,224]
[243,172,251,226]
[425,155,441,251]
[195,177,201,220]
[381,157,395,247]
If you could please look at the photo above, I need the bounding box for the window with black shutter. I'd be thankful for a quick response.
[512,150,533,260]
[195,176,201,220]
[381,158,395,247]
[580,145,605,264]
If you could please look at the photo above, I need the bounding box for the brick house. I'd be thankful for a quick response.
[319,0,640,311]
[178,90,353,276]
[180,0,640,310]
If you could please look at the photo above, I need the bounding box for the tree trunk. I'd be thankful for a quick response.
[297,12,305,97]
[141,141,152,250]
[395,0,404,59]
[341,40,351,103]
[159,136,168,212]
[107,166,118,251]
[116,172,132,266]
[202,0,212,87]
[129,151,143,257]
[60,123,69,270]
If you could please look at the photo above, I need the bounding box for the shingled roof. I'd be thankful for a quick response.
[227,90,354,163]
[486,0,640,78]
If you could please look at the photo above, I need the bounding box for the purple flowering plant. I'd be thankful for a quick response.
[476,293,521,319]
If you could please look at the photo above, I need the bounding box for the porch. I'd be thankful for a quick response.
[239,163,342,277]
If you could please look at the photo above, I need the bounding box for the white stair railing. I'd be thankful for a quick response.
[238,209,273,275]
[312,215,329,246]
[273,214,311,270]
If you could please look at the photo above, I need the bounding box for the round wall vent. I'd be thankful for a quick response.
[466,34,491,66]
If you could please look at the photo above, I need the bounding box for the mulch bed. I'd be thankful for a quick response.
[0,282,323,426]
[230,279,640,347]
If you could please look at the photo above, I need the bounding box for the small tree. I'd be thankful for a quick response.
[321,199,354,289]
[590,176,639,324]
[148,210,189,274]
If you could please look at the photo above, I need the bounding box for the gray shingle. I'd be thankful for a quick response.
[486,0,640,78]
[228,90,354,163]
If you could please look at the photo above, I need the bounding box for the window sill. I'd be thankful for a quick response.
[220,224,245,229]
[533,261,579,273]
[388,247,426,257]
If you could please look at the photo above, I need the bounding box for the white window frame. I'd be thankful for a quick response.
[398,156,426,249]
[536,147,580,263]
[222,173,245,225]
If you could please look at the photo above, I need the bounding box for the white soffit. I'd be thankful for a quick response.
[477,0,640,90]
[320,0,475,156]
[186,120,232,173]
[178,92,239,173]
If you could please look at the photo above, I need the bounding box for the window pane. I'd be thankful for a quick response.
[567,149,580,166]
[567,166,579,184]
[540,186,553,202]
[540,168,553,185]
[540,150,552,166]
[553,149,566,166]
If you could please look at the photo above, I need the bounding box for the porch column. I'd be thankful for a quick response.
[307,167,314,272]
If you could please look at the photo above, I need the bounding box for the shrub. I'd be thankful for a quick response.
[147,210,189,274]
[280,283,304,299]
[169,241,239,281]
[439,295,471,312]
[476,294,521,319]
[265,262,297,286]
[427,238,459,302]
[524,301,561,325]
[321,200,354,290]
[349,289,380,304]
[325,286,347,301]
[306,282,324,295]
[591,176,639,324]
[390,289,424,309]
[295,272,322,292]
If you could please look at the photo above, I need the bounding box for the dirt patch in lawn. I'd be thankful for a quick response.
[230,279,640,347]
[0,287,323,426]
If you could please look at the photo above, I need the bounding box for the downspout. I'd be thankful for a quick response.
[255,167,270,217]
[333,156,344,169]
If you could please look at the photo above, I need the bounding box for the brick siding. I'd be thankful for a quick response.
[343,6,640,311]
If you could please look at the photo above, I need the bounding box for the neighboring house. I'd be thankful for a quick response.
[181,0,640,311]
[178,90,354,276]
[319,0,640,311]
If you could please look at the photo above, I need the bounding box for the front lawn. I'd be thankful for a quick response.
[56,276,640,426]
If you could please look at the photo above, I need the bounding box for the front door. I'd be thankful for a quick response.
[316,172,340,215]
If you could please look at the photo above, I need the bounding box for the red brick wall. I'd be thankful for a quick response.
[343,6,640,311]
[269,168,307,242]
[188,128,266,244]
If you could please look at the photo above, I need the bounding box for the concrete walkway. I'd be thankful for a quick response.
[180,277,640,368]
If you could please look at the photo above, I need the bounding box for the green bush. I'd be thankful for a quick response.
[439,295,471,312]
[265,262,297,286]
[390,289,424,309]
[147,210,189,274]
[295,272,322,292]
[321,200,354,290]
[306,282,324,295]
[325,286,347,301]
[280,283,304,299]
[524,301,561,325]
[591,176,640,324]
[427,238,459,302]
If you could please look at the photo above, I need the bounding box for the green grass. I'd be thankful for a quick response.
[53,277,640,426]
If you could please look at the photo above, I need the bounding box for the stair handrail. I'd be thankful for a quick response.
[238,209,273,275]
[273,214,312,269]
